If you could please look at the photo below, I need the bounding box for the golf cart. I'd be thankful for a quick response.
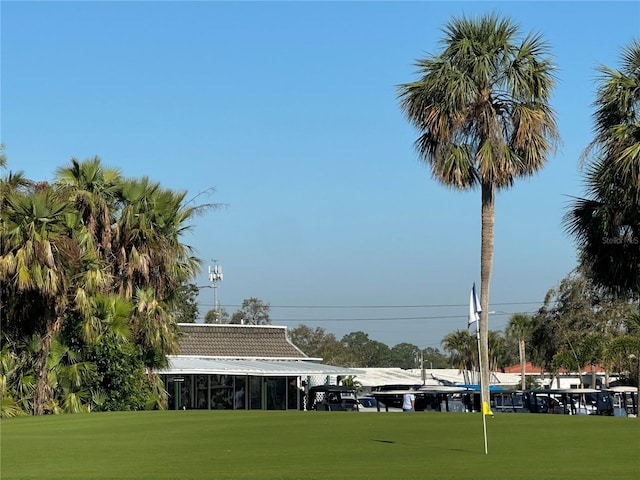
[308,385,358,411]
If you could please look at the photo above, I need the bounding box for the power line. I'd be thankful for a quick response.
[194,311,538,324]
[195,300,542,324]
[198,300,546,309]
[272,313,513,322]
[193,300,545,348]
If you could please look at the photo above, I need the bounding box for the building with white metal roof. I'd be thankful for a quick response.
[158,324,359,411]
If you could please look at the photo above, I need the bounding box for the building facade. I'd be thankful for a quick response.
[158,324,358,410]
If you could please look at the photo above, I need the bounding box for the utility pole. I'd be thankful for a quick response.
[416,349,426,385]
[209,260,223,322]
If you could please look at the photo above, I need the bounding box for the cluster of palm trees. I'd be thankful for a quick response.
[0,155,215,416]
[398,14,639,406]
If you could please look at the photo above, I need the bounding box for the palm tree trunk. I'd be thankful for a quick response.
[33,313,59,415]
[480,182,495,410]
[519,339,526,390]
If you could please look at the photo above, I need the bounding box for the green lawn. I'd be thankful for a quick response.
[1,411,638,480]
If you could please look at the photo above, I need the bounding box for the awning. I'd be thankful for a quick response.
[158,356,362,377]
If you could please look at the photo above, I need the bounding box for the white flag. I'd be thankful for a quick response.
[468,283,481,328]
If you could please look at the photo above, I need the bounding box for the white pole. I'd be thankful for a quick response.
[469,283,488,455]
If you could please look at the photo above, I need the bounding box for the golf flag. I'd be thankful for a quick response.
[468,283,481,328]
[482,401,494,417]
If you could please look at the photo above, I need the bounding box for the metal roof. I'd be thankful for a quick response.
[351,368,521,388]
[159,356,362,377]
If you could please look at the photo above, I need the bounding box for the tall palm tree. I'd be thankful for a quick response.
[398,13,558,405]
[565,40,640,299]
[0,179,109,415]
[564,40,640,401]
[0,186,78,414]
[113,179,200,369]
[506,313,533,389]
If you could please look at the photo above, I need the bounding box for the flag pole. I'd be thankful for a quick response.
[469,283,489,455]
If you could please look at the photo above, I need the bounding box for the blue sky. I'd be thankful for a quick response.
[2,1,639,349]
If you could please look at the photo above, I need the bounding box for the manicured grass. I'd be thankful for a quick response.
[1,411,638,479]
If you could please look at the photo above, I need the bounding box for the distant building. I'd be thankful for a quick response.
[502,362,619,389]
[158,324,358,410]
